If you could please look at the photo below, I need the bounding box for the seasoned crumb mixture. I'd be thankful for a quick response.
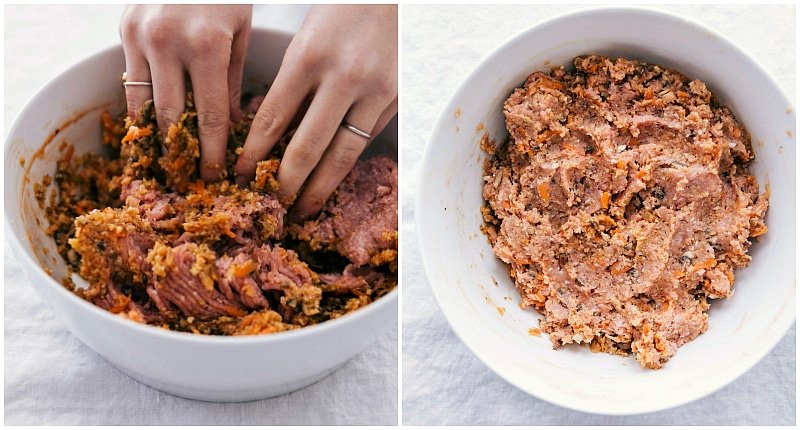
[481,55,768,368]
[42,95,397,335]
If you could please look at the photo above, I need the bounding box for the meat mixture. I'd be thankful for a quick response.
[40,95,397,335]
[481,55,768,368]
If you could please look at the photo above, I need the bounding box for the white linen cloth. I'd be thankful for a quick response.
[4,4,397,425]
[401,4,795,426]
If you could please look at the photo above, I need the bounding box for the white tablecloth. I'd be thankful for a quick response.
[4,5,397,425]
[401,4,795,425]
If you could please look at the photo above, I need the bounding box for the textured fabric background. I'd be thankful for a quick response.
[401,4,796,426]
[4,4,397,425]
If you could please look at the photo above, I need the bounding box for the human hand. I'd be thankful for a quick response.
[235,5,398,221]
[120,5,252,181]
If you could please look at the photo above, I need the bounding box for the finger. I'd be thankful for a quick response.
[290,100,386,221]
[234,67,312,185]
[148,55,186,135]
[370,97,398,141]
[123,49,153,122]
[188,49,232,182]
[228,24,250,123]
[276,85,353,207]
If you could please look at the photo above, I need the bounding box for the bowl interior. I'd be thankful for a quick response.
[419,7,795,414]
[5,27,398,334]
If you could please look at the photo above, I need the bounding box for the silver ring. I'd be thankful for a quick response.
[340,120,372,140]
[121,72,152,87]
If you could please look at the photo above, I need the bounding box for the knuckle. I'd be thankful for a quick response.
[252,106,281,138]
[142,16,174,49]
[189,32,216,53]
[190,29,231,54]
[372,75,397,100]
[289,137,325,166]
[119,17,138,41]
[229,88,242,105]
[287,40,321,69]
[126,100,142,119]
[338,62,368,87]
[197,109,228,135]
[155,106,182,128]
[329,145,361,170]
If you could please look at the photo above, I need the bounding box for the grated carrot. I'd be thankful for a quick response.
[233,260,259,278]
[540,78,565,91]
[724,270,734,285]
[537,129,561,143]
[609,260,632,275]
[695,258,716,271]
[121,125,153,144]
[601,191,610,209]
[187,181,205,193]
[537,182,550,204]
[222,226,237,239]
[171,157,187,171]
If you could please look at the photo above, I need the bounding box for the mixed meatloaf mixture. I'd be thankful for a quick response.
[481,55,768,368]
[40,95,397,335]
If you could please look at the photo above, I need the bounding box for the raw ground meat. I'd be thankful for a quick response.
[292,156,399,268]
[44,94,397,335]
[481,55,768,369]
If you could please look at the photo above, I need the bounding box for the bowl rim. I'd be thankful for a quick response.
[4,27,398,347]
[417,4,795,415]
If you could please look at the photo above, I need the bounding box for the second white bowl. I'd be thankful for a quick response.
[418,7,795,414]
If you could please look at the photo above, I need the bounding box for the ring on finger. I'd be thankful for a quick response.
[121,72,153,87]
[340,120,372,140]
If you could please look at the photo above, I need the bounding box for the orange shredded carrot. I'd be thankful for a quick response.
[187,181,205,193]
[121,125,153,144]
[616,160,627,169]
[222,226,237,239]
[537,129,561,142]
[751,224,768,237]
[609,260,632,275]
[644,89,654,100]
[538,182,550,204]
[724,270,734,285]
[232,260,259,278]
[601,191,610,209]
[540,78,565,91]
[171,157,187,171]
[695,258,716,271]
[108,295,131,313]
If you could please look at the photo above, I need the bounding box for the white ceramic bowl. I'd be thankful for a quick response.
[418,7,795,415]
[5,28,398,402]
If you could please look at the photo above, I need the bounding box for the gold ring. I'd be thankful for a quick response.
[121,72,152,87]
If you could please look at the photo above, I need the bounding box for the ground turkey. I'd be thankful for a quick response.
[481,55,768,369]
